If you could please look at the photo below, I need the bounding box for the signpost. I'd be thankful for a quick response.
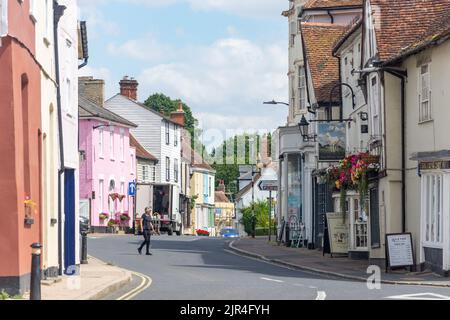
[128,181,136,234]
[385,233,415,272]
[258,180,278,242]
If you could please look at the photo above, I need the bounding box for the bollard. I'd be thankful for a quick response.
[30,243,42,301]
[81,231,88,265]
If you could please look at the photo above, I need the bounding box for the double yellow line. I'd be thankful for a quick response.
[117,272,153,301]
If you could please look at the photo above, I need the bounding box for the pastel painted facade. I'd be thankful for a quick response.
[104,78,184,233]
[34,0,59,279]
[190,160,216,236]
[78,83,137,232]
[0,0,42,295]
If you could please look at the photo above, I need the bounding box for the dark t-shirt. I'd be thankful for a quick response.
[142,213,152,231]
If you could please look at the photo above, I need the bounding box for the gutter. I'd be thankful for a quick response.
[53,1,66,276]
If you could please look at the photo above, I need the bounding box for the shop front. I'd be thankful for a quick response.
[277,126,316,247]
[411,152,450,276]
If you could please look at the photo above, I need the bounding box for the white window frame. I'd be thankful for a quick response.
[151,166,156,183]
[108,179,116,215]
[0,0,8,37]
[421,173,445,248]
[369,74,380,137]
[419,63,432,123]
[174,159,179,183]
[98,127,104,158]
[120,129,125,162]
[174,126,178,147]
[142,165,149,183]
[29,0,37,22]
[98,179,104,214]
[165,122,170,145]
[109,127,115,161]
[298,66,307,111]
[166,157,170,182]
[120,181,125,213]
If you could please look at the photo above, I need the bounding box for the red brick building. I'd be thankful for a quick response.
[0,0,42,294]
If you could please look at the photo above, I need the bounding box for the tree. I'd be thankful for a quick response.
[239,200,271,235]
[143,93,198,136]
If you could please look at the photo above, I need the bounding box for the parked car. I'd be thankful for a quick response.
[80,216,90,234]
[220,228,239,238]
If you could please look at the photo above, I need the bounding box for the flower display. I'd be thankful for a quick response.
[323,152,380,218]
[107,219,119,227]
[120,213,131,222]
[196,229,210,237]
[99,213,109,221]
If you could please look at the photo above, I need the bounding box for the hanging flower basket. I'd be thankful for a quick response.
[99,213,109,221]
[109,193,120,201]
[120,213,131,222]
[118,195,126,202]
[323,152,380,221]
[107,219,119,227]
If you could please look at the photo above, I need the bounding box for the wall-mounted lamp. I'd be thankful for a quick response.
[358,112,369,121]
[298,115,317,142]
[93,122,112,130]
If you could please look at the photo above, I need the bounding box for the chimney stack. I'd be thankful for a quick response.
[170,101,186,127]
[217,180,226,192]
[78,76,105,107]
[119,76,139,101]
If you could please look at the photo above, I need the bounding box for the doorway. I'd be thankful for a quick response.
[64,169,76,274]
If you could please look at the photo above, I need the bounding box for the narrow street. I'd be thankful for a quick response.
[89,235,450,300]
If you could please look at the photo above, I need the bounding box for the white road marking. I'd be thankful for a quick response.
[316,291,327,300]
[293,284,305,287]
[260,277,284,283]
[117,272,153,301]
[309,286,318,289]
[386,293,450,300]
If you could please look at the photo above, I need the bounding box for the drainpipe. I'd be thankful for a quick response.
[54,1,66,276]
[327,10,334,24]
[385,69,407,233]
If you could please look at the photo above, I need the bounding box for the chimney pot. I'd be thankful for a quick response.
[170,101,186,127]
[120,76,139,101]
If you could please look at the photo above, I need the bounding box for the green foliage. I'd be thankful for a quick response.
[239,200,275,235]
[143,93,198,136]
[0,290,22,300]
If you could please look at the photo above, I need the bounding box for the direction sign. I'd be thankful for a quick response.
[128,182,136,196]
[258,180,278,192]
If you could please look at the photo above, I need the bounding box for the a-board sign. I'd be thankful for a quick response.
[326,213,349,255]
[385,233,414,270]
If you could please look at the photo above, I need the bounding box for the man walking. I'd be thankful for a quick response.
[138,208,153,256]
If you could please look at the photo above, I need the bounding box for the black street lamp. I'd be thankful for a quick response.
[298,115,317,142]
[263,100,289,106]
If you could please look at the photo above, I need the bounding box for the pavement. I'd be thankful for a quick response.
[88,234,450,300]
[38,256,133,300]
[230,237,450,288]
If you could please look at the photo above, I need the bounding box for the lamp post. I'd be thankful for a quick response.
[263,100,289,106]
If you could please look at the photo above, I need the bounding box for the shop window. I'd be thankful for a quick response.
[422,174,444,245]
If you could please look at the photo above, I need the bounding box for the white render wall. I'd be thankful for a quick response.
[35,0,59,273]
[59,0,80,265]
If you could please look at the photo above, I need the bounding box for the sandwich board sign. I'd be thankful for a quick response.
[385,233,414,272]
[326,213,349,256]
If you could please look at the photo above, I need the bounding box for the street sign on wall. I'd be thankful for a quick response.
[258,180,278,192]
[128,182,136,196]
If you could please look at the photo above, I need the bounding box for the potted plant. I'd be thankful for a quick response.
[99,213,109,222]
[107,219,119,233]
[120,213,131,222]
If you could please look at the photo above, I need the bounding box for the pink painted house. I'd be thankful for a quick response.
[78,94,138,233]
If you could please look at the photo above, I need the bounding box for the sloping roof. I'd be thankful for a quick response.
[106,94,184,127]
[191,150,214,171]
[79,96,137,127]
[333,18,363,54]
[370,0,450,64]
[129,134,158,162]
[215,191,230,203]
[301,22,346,105]
[304,0,363,9]
[235,173,262,201]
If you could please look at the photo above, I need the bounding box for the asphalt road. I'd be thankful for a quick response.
[88,235,450,300]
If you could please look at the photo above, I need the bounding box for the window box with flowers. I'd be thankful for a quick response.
[120,213,131,223]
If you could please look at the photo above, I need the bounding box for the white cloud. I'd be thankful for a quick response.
[78,0,286,19]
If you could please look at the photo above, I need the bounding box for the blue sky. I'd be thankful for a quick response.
[78,0,289,141]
